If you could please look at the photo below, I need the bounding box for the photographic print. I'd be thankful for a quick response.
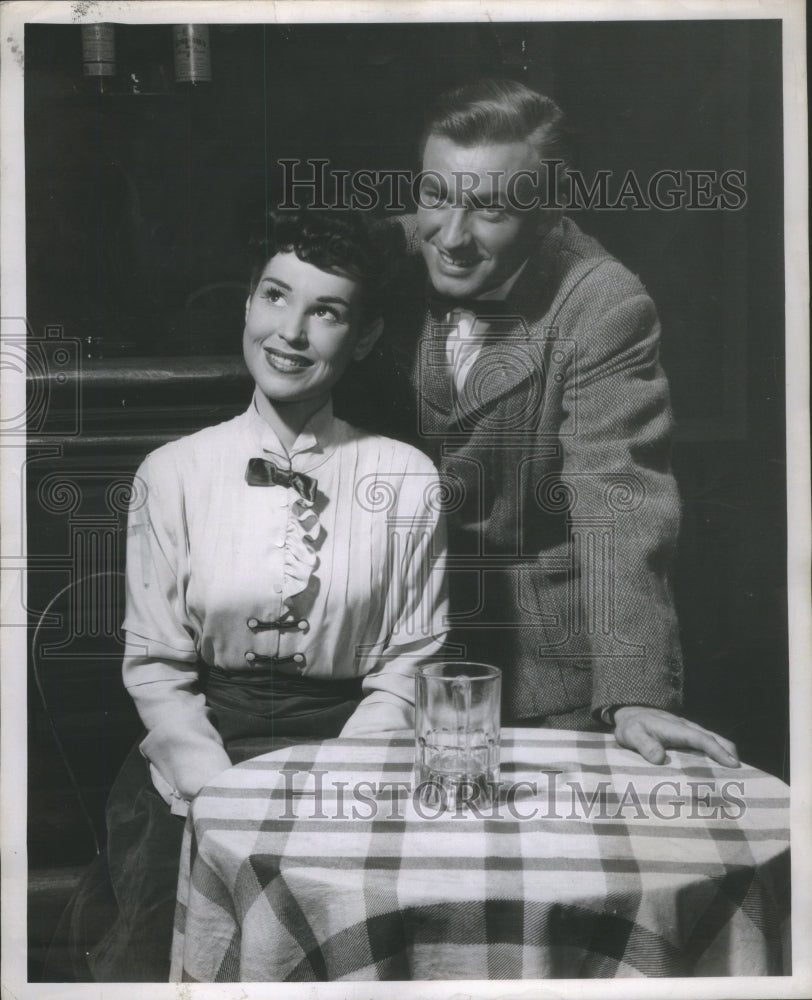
[1,2,808,998]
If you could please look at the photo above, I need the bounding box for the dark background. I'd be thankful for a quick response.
[25,17,786,977]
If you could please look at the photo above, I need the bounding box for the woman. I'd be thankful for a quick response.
[55,209,447,981]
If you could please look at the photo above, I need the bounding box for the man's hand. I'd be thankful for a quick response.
[613,706,740,767]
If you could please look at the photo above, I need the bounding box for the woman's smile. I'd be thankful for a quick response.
[263,346,314,373]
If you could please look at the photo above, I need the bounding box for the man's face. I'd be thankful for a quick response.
[417,135,541,299]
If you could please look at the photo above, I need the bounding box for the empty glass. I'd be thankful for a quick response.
[415,662,501,811]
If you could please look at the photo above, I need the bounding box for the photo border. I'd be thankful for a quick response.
[2,1,808,998]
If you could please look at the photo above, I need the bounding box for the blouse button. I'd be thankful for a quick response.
[247,617,259,629]
[273,584,283,594]
[292,653,305,666]
[275,537,285,548]
[245,651,256,662]
[296,619,308,632]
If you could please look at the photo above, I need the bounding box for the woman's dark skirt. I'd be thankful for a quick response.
[45,668,364,982]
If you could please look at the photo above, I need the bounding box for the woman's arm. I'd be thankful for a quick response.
[123,451,232,805]
[340,453,449,736]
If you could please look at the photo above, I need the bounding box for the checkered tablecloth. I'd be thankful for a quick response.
[170,729,790,982]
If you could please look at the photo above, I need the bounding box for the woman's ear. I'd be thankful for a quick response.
[352,317,384,361]
[245,294,252,323]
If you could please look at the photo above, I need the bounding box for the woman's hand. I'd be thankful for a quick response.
[613,706,740,767]
[340,698,414,737]
[149,762,189,816]
[147,755,235,817]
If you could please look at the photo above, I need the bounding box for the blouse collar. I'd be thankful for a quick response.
[245,392,341,468]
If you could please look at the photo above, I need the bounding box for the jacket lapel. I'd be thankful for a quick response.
[414,309,455,427]
[388,259,454,432]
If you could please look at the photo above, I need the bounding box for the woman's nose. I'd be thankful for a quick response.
[277,310,308,345]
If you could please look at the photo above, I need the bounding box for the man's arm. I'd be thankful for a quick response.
[559,263,738,766]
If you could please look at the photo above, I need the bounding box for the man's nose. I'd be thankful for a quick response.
[438,208,472,250]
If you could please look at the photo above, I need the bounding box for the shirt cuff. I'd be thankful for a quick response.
[599,705,617,726]
[599,703,654,727]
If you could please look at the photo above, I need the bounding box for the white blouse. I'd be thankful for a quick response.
[122,395,448,806]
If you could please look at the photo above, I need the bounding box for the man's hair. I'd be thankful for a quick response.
[422,77,571,172]
[249,209,403,320]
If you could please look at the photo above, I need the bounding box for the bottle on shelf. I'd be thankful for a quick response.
[81,23,117,94]
[172,25,212,88]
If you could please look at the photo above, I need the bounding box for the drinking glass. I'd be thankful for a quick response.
[414,662,501,811]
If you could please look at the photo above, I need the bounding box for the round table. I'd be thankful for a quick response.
[171,728,790,981]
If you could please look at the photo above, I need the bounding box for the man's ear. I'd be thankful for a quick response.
[352,317,384,361]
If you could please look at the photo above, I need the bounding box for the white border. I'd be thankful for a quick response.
[1,2,808,999]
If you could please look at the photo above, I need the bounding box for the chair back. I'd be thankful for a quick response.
[31,570,142,856]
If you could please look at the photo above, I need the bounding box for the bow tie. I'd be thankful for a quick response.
[427,291,512,321]
[245,458,318,503]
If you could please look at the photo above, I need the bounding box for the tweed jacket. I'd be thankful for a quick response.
[385,215,684,728]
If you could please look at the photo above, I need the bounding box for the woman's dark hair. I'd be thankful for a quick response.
[249,209,404,321]
[421,77,572,172]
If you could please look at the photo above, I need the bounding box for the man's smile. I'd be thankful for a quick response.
[433,245,484,273]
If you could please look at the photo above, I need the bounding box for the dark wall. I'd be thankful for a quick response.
[25,19,787,803]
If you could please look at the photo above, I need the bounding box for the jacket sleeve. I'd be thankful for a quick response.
[122,451,232,801]
[557,261,684,718]
[341,453,449,736]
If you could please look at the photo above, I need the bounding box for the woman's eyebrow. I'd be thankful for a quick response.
[261,276,292,289]
[315,295,350,307]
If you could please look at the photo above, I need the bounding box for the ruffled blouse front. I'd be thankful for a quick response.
[282,494,321,612]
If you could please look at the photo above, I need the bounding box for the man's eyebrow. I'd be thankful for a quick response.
[261,277,292,290]
[315,295,351,308]
[465,192,506,208]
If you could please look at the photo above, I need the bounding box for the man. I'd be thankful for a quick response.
[388,78,738,767]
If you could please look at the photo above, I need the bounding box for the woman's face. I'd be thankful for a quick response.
[243,251,379,410]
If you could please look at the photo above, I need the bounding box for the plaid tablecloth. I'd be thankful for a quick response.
[170,728,790,981]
